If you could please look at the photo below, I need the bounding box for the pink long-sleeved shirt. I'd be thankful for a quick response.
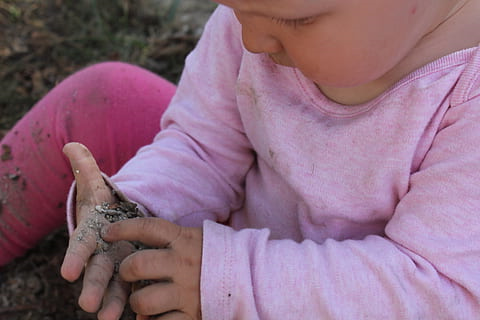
[108,6,480,319]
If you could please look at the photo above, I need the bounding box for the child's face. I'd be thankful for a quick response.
[213,0,440,88]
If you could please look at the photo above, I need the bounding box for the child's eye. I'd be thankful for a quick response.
[272,16,317,28]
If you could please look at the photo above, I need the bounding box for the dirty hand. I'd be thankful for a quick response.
[101,217,203,320]
[61,142,134,320]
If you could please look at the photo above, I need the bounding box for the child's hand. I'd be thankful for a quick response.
[61,142,134,320]
[101,217,203,320]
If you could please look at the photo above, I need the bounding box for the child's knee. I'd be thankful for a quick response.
[67,62,140,111]
[65,61,174,115]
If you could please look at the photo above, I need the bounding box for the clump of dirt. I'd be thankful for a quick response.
[86,201,145,255]
[95,201,141,223]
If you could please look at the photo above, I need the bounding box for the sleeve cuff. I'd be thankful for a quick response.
[200,220,271,319]
[200,220,235,319]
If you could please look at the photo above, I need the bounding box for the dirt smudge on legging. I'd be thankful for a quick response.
[0,167,30,227]
[1,144,13,161]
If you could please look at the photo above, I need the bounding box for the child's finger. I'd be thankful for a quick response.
[78,253,115,313]
[98,274,130,320]
[78,240,135,314]
[129,282,183,316]
[60,225,98,282]
[102,217,183,249]
[63,142,113,220]
[118,249,174,282]
[63,142,104,195]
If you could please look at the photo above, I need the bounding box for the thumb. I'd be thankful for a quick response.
[63,142,113,220]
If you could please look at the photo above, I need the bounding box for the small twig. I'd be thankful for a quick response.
[164,0,181,23]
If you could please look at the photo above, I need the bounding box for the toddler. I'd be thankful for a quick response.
[1,0,480,319]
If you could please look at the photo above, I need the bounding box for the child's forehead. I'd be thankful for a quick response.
[214,0,332,18]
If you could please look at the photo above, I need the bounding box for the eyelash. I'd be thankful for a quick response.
[272,16,317,28]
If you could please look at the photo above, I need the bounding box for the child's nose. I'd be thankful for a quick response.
[241,27,283,55]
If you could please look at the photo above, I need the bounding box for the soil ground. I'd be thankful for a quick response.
[0,1,215,319]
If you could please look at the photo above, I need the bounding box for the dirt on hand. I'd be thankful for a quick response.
[85,201,148,254]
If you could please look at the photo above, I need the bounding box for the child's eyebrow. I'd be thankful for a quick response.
[213,0,330,19]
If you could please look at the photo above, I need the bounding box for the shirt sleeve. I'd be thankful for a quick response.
[200,95,480,319]
[111,6,254,227]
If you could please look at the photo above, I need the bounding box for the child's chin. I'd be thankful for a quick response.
[268,54,294,67]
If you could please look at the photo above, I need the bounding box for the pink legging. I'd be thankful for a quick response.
[0,62,176,266]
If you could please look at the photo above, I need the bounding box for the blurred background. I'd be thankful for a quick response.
[0,0,215,133]
[0,0,215,318]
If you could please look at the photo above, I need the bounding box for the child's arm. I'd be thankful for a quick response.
[196,93,480,319]
[110,5,251,227]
